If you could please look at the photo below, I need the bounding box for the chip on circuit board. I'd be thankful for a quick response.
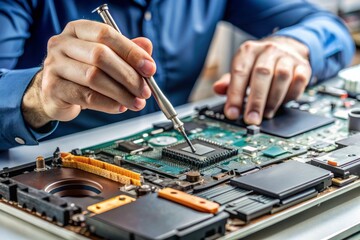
[162,139,238,168]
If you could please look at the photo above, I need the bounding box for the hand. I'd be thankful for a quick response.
[213,36,311,125]
[22,20,156,129]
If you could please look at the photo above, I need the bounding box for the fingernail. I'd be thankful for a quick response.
[139,59,155,76]
[246,111,260,125]
[226,107,240,120]
[133,98,145,110]
[264,109,275,119]
[141,84,151,99]
[119,105,128,113]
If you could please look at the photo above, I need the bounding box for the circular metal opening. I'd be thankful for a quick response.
[349,108,360,117]
[44,178,103,198]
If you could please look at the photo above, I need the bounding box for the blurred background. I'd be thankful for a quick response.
[190,0,360,101]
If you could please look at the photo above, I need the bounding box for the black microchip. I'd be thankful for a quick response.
[199,104,334,138]
[162,139,238,168]
[115,140,152,154]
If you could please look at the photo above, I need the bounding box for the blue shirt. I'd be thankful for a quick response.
[0,0,355,150]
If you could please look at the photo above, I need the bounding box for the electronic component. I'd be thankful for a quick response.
[225,195,279,222]
[262,146,288,158]
[230,161,333,199]
[336,133,360,147]
[247,125,260,135]
[153,121,173,131]
[87,195,135,214]
[317,85,348,98]
[332,175,359,187]
[310,141,337,152]
[348,108,360,132]
[86,193,228,240]
[311,146,360,178]
[148,136,178,146]
[339,65,360,94]
[124,155,189,177]
[61,153,142,186]
[242,146,257,155]
[16,184,81,226]
[135,184,156,196]
[158,188,219,213]
[198,104,335,138]
[162,139,238,168]
[184,121,207,134]
[196,185,238,199]
[197,186,252,205]
[186,171,201,182]
[35,156,46,172]
[115,140,152,154]
[0,178,18,201]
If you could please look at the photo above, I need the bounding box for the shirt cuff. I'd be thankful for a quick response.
[0,67,57,150]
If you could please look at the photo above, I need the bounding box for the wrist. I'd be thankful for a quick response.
[22,70,53,129]
[265,36,309,60]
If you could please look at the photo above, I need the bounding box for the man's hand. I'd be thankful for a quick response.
[213,37,311,125]
[22,20,156,129]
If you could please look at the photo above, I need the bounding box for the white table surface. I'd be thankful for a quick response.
[0,96,359,240]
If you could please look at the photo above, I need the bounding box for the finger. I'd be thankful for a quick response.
[263,57,294,119]
[132,37,153,55]
[52,36,150,99]
[284,64,312,102]
[213,73,230,95]
[62,20,156,77]
[225,41,263,120]
[50,55,146,111]
[50,78,130,114]
[244,47,279,125]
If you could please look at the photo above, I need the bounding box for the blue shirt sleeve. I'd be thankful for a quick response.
[0,68,58,151]
[0,0,57,151]
[224,0,355,84]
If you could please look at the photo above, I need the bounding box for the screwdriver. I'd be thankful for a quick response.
[92,4,196,153]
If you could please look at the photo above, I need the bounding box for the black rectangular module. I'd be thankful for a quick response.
[335,133,360,147]
[311,146,360,178]
[115,140,152,154]
[198,104,334,138]
[16,184,81,225]
[0,178,17,201]
[162,138,238,168]
[230,161,333,199]
[225,195,279,222]
[86,193,229,240]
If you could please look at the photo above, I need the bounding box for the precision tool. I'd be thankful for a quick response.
[92,4,196,153]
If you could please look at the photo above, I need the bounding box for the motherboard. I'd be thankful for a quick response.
[1,79,360,239]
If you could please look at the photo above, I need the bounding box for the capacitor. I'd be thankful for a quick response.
[185,171,201,182]
[35,156,46,171]
[136,185,155,196]
[348,108,360,132]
